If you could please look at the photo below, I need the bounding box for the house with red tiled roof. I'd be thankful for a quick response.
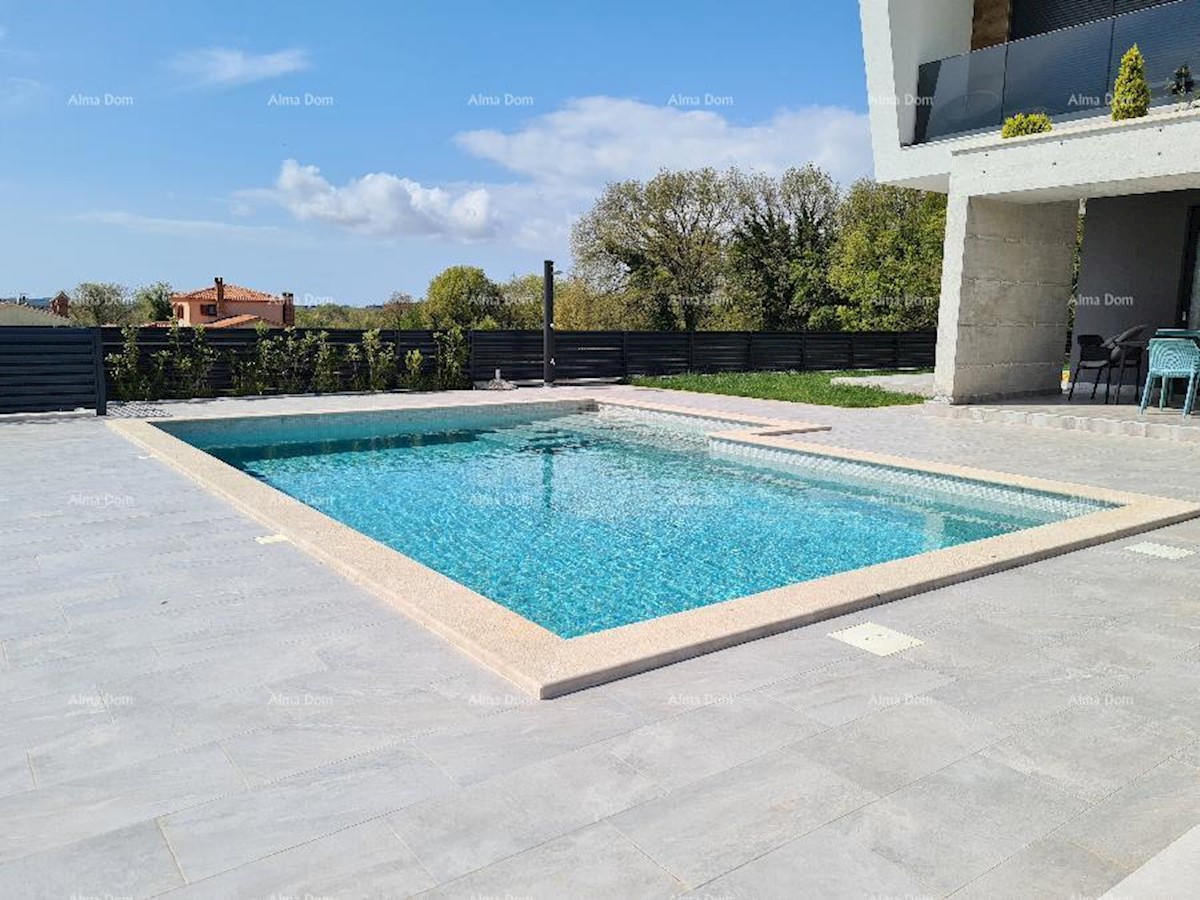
[172,278,294,328]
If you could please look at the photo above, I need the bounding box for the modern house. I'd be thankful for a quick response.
[861,0,1200,402]
[172,278,295,328]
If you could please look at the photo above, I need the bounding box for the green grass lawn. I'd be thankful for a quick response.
[628,370,929,408]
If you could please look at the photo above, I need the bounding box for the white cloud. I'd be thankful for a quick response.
[457,97,872,185]
[170,47,309,88]
[265,160,499,240]
[0,76,44,110]
[73,211,282,238]
[257,96,871,245]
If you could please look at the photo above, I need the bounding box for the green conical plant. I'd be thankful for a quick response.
[1112,44,1151,120]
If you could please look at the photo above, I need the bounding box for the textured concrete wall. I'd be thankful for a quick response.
[935,195,1078,403]
[1072,191,1200,377]
[971,0,1011,49]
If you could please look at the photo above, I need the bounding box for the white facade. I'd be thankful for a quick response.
[860,0,1200,403]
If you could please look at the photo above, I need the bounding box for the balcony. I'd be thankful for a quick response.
[912,0,1200,144]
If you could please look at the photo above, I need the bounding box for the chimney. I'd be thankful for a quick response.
[50,292,69,318]
[214,277,225,314]
[282,291,295,326]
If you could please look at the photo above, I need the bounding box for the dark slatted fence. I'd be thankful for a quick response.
[1,326,935,416]
[0,328,106,415]
[468,330,545,382]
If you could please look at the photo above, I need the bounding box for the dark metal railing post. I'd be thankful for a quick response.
[543,260,555,386]
[91,328,107,416]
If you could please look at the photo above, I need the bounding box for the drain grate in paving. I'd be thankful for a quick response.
[829,622,923,657]
[1125,542,1195,561]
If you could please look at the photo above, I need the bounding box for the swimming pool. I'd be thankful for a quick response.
[161,402,1110,639]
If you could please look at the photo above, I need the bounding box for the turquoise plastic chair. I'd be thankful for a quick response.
[1140,338,1200,419]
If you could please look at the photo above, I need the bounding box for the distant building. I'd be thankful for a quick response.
[0,291,70,326]
[0,301,71,326]
[171,278,294,328]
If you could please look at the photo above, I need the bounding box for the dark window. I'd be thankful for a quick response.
[201,304,217,316]
[1009,0,1177,41]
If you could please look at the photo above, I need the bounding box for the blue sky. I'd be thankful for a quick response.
[0,0,872,304]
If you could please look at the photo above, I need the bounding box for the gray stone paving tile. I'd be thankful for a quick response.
[0,600,68,642]
[392,745,660,884]
[161,818,435,899]
[929,647,1137,730]
[422,821,682,899]
[411,689,649,785]
[831,754,1089,896]
[1114,657,1200,735]
[794,698,1006,796]
[1057,759,1200,870]
[595,638,803,720]
[0,751,33,799]
[1174,740,1200,769]
[27,683,306,786]
[983,703,1198,802]
[902,617,1051,677]
[686,826,934,900]
[603,692,826,792]
[610,746,876,888]
[951,834,1128,900]
[99,643,330,709]
[0,819,183,899]
[1102,824,1200,900]
[0,688,112,755]
[0,574,121,609]
[0,644,164,705]
[3,610,206,668]
[0,743,244,863]
[761,653,954,728]
[1056,618,1200,672]
[220,723,405,786]
[161,742,454,882]
[261,666,489,738]
[312,619,480,688]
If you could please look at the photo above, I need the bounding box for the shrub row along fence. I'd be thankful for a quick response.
[0,326,936,414]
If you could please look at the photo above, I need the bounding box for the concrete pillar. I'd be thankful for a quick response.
[934,193,1077,404]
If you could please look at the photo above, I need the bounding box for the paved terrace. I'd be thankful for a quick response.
[1,386,1199,898]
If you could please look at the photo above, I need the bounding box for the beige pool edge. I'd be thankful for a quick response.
[108,397,1200,700]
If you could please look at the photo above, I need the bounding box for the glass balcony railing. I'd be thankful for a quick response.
[912,0,1200,144]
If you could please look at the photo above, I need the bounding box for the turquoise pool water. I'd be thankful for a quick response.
[163,404,1109,638]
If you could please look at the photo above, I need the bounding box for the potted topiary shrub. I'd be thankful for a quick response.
[1002,112,1053,138]
[1112,44,1151,120]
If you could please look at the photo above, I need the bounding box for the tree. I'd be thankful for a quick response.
[827,180,946,331]
[423,266,502,330]
[69,282,131,325]
[379,292,426,329]
[572,168,736,331]
[132,282,174,321]
[496,274,548,329]
[553,277,636,330]
[1112,44,1151,121]
[727,166,843,330]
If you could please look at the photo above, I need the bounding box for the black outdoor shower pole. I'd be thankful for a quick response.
[543,259,555,386]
